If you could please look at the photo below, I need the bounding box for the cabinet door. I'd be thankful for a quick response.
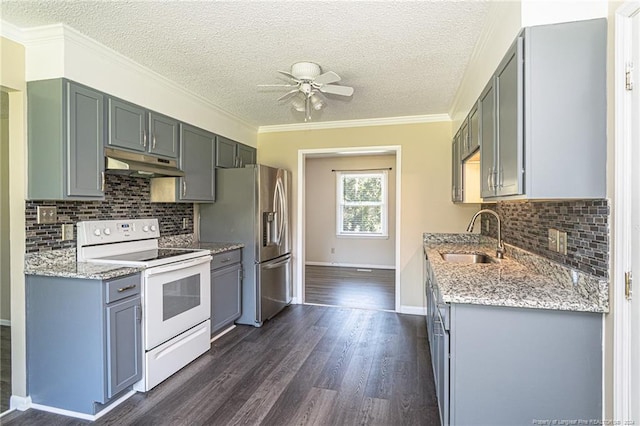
[67,83,105,198]
[236,144,256,168]
[460,120,470,159]
[216,136,237,168]
[180,124,215,202]
[108,98,147,152]
[451,135,462,203]
[149,112,179,159]
[479,79,496,198]
[211,264,242,335]
[106,297,142,398]
[495,37,524,197]
[468,104,480,156]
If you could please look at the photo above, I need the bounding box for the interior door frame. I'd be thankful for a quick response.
[297,146,402,312]
[613,0,640,422]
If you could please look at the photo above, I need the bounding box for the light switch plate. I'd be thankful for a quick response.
[37,206,57,224]
[61,224,74,241]
[557,231,568,255]
[548,229,559,252]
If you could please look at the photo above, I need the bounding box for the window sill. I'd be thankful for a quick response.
[336,234,389,240]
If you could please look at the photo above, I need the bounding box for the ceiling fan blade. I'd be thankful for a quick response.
[314,71,341,85]
[276,89,300,101]
[277,70,300,82]
[257,84,297,87]
[319,84,354,97]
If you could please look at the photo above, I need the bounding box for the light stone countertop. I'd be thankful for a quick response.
[158,234,244,254]
[423,233,608,313]
[192,242,244,254]
[25,249,143,280]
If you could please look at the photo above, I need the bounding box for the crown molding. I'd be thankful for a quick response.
[0,20,25,43]
[258,114,450,133]
[16,22,256,136]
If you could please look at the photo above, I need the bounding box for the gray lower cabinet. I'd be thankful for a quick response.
[210,249,242,336]
[107,97,179,159]
[424,260,602,425]
[481,18,606,199]
[26,273,142,415]
[28,79,105,200]
[216,135,256,168]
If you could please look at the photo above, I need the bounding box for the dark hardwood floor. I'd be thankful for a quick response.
[305,266,395,311]
[1,325,10,414]
[2,305,438,425]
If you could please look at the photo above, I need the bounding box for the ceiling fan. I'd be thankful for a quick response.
[258,62,354,121]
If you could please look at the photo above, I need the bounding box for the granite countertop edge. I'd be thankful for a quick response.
[423,233,609,314]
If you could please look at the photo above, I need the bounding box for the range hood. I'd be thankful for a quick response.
[105,148,184,178]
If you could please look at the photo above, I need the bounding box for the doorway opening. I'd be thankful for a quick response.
[297,147,401,312]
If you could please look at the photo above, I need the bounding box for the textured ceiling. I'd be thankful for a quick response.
[1,1,490,128]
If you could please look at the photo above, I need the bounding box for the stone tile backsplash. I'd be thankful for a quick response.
[26,174,193,252]
[480,200,609,278]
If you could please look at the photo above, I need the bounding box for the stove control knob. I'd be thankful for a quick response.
[94,229,101,236]
[150,225,157,232]
[103,228,111,236]
[143,225,149,232]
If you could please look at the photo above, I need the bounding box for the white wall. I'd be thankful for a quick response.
[305,155,396,268]
[1,92,10,323]
[21,23,257,147]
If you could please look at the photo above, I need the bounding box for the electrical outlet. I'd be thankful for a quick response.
[37,206,57,224]
[557,231,568,255]
[61,224,74,241]
[548,228,559,252]
[182,218,188,229]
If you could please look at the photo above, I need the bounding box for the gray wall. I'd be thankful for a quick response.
[305,155,396,268]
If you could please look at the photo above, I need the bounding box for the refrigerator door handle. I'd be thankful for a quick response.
[262,255,291,270]
[276,179,285,246]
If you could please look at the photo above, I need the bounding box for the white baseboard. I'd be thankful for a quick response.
[29,390,135,421]
[0,319,11,327]
[399,305,427,316]
[9,395,31,411]
[290,297,300,304]
[210,325,236,343]
[305,261,395,270]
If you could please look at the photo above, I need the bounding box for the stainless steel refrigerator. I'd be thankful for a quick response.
[199,164,291,327]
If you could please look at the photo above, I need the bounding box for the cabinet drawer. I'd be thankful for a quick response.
[211,249,241,270]
[105,274,141,304]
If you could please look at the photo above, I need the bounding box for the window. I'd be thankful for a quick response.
[336,170,388,237]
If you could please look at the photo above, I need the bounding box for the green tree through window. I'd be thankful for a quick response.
[337,171,388,236]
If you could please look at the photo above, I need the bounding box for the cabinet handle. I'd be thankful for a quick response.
[152,134,157,149]
[143,131,147,147]
[182,180,187,197]
[498,167,504,188]
[117,284,136,292]
[220,258,231,263]
[487,167,493,190]
[101,171,105,192]
[136,304,142,323]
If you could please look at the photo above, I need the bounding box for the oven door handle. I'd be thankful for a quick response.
[145,255,212,277]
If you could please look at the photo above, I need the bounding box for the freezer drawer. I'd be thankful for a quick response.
[256,254,292,325]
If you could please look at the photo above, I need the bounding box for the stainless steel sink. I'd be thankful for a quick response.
[440,253,498,264]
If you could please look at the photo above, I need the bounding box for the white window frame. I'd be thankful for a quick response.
[335,170,388,238]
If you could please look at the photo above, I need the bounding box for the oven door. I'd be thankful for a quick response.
[143,255,212,350]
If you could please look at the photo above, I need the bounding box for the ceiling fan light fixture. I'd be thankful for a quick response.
[309,93,325,111]
[290,93,306,112]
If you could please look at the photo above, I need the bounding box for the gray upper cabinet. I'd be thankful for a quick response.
[180,124,215,202]
[479,79,496,199]
[494,37,523,197]
[451,133,463,203]
[149,112,179,159]
[216,135,256,168]
[459,119,469,159]
[107,98,147,153]
[28,79,105,200]
[237,143,256,167]
[466,103,480,158]
[480,18,606,200]
[108,98,178,160]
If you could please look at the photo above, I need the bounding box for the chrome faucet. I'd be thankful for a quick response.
[466,209,505,259]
